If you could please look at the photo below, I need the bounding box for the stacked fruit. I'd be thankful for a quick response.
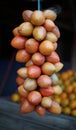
[10,9,63,116]
[53,70,76,116]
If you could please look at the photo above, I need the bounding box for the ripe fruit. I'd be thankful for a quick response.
[16,49,31,63]
[27,65,41,78]
[31,52,45,66]
[37,75,52,88]
[10,9,63,116]
[55,62,64,72]
[16,75,25,85]
[52,25,60,38]
[41,97,52,108]
[18,85,29,97]
[41,62,56,75]
[44,19,55,31]
[20,98,35,113]
[39,86,54,97]
[17,67,28,79]
[25,59,34,67]
[23,78,37,91]
[18,22,34,36]
[48,101,62,114]
[27,91,42,105]
[11,35,27,49]
[45,32,57,43]
[53,85,62,95]
[33,26,46,41]
[39,40,54,56]
[43,9,57,21]
[25,38,39,54]
[46,51,60,64]
[35,105,46,116]
[12,26,20,36]
[10,93,20,103]
[31,10,45,26]
[22,10,33,22]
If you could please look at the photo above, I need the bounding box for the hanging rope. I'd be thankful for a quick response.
[38,0,40,10]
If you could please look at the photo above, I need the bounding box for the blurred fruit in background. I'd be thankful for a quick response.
[52,69,76,117]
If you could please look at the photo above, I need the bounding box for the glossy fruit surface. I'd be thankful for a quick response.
[23,78,37,91]
[39,40,54,56]
[33,26,46,41]
[31,10,45,26]
[16,75,25,85]
[18,22,34,36]
[27,65,41,78]
[11,35,27,49]
[25,38,39,54]
[18,85,29,97]
[37,75,52,88]
[35,105,46,116]
[39,86,54,96]
[41,97,52,108]
[16,49,31,63]
[20,98,35,113]
[41,62,56,75]
[31,52,45,66]
[46,51,60,64]
[17,67,28,79]
[27,91,42,105]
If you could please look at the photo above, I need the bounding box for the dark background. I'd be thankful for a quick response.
[0,0,76,96]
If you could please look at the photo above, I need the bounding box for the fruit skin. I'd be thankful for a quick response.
[43,9,57,21]
[31,52,45,66]
[53,85,62,95]
[23,78,37,91]
[10,93,20,103]
[41,62,56,75]
[12,26,20,36]
[31,10,45,26]
[11,35,27,49]
[44,19,55,32]
[45,32,57,43]
[55,62,64,72]
[39,40,54,56]
[52,25,60,38]
[35,105,46,116]
[46,51,60,64]
[39,86,54,97]
[33,26,46,41]
[18,22,34,37]
[25,60,34,67]
[48,101,62,114]
[18,85,29,98]
[41,97,52,108]
[25,38,39,54]
[16,75,25,85]
[22,10,33,22]
[20,98,35,114]
[37,75,52,88]
[17,67,28,79]
[27,65,41,79]
[16,49,31,63]
[27,91,42,105]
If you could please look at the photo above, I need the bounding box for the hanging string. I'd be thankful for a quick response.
[38,0,40,10]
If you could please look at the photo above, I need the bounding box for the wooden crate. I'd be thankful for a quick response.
[0,98,76,130]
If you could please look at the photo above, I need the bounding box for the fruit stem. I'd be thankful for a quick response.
[38,0,40,10]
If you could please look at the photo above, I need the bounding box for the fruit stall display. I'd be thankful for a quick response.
[10,6,64,116]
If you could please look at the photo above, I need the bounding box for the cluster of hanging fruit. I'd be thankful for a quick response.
[10,9,63,116]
